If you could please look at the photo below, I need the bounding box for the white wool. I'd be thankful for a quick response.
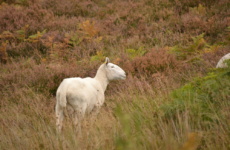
[55,57,126,132]
[216,53,230,68]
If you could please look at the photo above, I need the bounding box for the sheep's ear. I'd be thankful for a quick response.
[105,57,110,65]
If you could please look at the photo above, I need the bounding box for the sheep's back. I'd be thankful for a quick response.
[216,53,230,68]
[64,77,103,112]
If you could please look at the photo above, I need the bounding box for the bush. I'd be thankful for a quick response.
[162,64,230,127]
[125,48,180,77]
[0,3,53,34]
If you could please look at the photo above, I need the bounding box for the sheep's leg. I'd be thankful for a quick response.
[73,112,81,133]
[82,106,100,137]
[73,106,86,135]
[55,104,64,133]
[90,106,101,126]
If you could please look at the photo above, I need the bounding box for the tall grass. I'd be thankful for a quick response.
[1,56,229,149]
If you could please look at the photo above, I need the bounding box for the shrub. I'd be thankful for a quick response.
[125,48,180,77]
[0,41,8,63]
[162,65,230,127]
[0,59,100,96]
[0,3,53,34]
[169,33,208,60]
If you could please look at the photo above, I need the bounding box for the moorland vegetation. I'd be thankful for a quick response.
[0,0,229,149]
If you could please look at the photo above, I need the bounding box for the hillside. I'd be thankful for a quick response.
[0,0,230,149]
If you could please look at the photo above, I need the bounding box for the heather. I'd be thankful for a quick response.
[0,0,230,149]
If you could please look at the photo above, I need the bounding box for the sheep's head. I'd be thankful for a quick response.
[104,57,126,81]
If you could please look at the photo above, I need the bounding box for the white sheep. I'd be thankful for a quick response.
[216,53,230,68]
[55,57,126,132]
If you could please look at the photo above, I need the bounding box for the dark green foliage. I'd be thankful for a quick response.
[162,64,230,126]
